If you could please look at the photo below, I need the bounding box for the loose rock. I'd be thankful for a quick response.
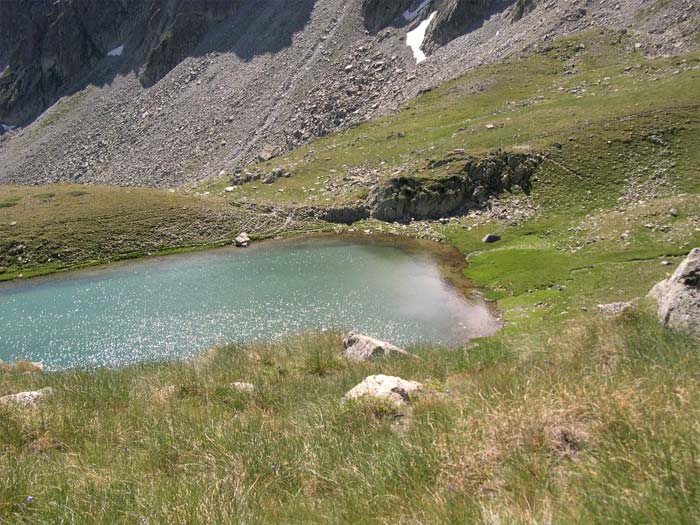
[482,233,501,243]
[343,332,408,361]
[597,302,636,316]
[234,232,251,247]
[344,374,423,405]
[231,382,255,393]
[0,387,54,408]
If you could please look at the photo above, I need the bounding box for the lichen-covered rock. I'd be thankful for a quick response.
[0,387,53,408]
[597,302,636,316]
[366,153,537,222]
[344,374,423,405]
[231,382,255,393]
[649,249,700,332]
[343,332,408,361]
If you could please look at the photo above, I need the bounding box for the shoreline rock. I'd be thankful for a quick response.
[343,332,409,361]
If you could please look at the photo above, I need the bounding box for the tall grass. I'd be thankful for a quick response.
[1,313,699,523]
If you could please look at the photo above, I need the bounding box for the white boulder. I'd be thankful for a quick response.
[343,332,408,361]
[649,248,700,332]
[231,382,255,393]
[0,387,54,408]
[344,375,423,405]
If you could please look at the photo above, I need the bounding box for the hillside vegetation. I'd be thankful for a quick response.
[1,29,700,523]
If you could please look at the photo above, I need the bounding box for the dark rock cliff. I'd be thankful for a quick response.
[361,0,414,33]
[0,0,239,125]
[367,153,538,222]
[424,0,502,51]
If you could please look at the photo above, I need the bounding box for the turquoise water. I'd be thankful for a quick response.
[0,237,499,370]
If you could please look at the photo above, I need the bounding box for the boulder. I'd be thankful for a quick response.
[649,248,700,332]
[343,332,408,361]
[482,233,501,243]
[597,302,636,316]
[0,387,53,408]
[234,232,251,247]
[231,382,255,393]
[344,375,423,405]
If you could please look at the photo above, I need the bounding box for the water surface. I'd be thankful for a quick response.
[0,236,499,369]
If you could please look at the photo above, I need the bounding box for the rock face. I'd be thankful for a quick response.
[0,387,54,408]
[367,154,537,222]
[424,0,502,51]
[138,0,241,88]
[1,0,697,187]
[0,0,240,125]
[649,249,700,333]
[344,375,423,405]
[361,0,413,33]
[343,332,408,361]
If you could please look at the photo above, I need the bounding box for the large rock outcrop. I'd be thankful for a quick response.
[649,248,700,333]
[367,153,537,222]
[0,0,239,125]
[423,0,501,51]
[361,0,414,33]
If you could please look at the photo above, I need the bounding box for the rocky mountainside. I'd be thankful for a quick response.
[0,0,697,187]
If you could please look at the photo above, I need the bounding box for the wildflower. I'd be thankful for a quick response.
[26,496,34,503]
[445,389,452,394]
[271,465,278,473]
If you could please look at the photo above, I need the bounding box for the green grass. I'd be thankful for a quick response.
[0,196,20,208]
[198,29,700,211]
[0,185,324,280]
[2,313,700,523]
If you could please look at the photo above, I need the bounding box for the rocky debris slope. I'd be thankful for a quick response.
[649,248,700,333]
[0,0,240,126]
[0,0,697,187]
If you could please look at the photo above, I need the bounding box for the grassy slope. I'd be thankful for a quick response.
[2,29,700,523]
[0,185,322,281]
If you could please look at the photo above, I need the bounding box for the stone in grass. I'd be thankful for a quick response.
[597,302,636,316]
[344,375,423,405]
[234,232,251,247]
[0,387,54,408]
[482,233,501,243]
[343,332,408,361]
[649,248,700,333]
[231,382,255,393]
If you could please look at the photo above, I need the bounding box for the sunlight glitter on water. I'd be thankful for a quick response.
[0,238,499,370]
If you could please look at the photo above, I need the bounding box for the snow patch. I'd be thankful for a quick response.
[402,0,431,21]
[1,123,16,132]
[107,45,124,57]
[406,11,437,64]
